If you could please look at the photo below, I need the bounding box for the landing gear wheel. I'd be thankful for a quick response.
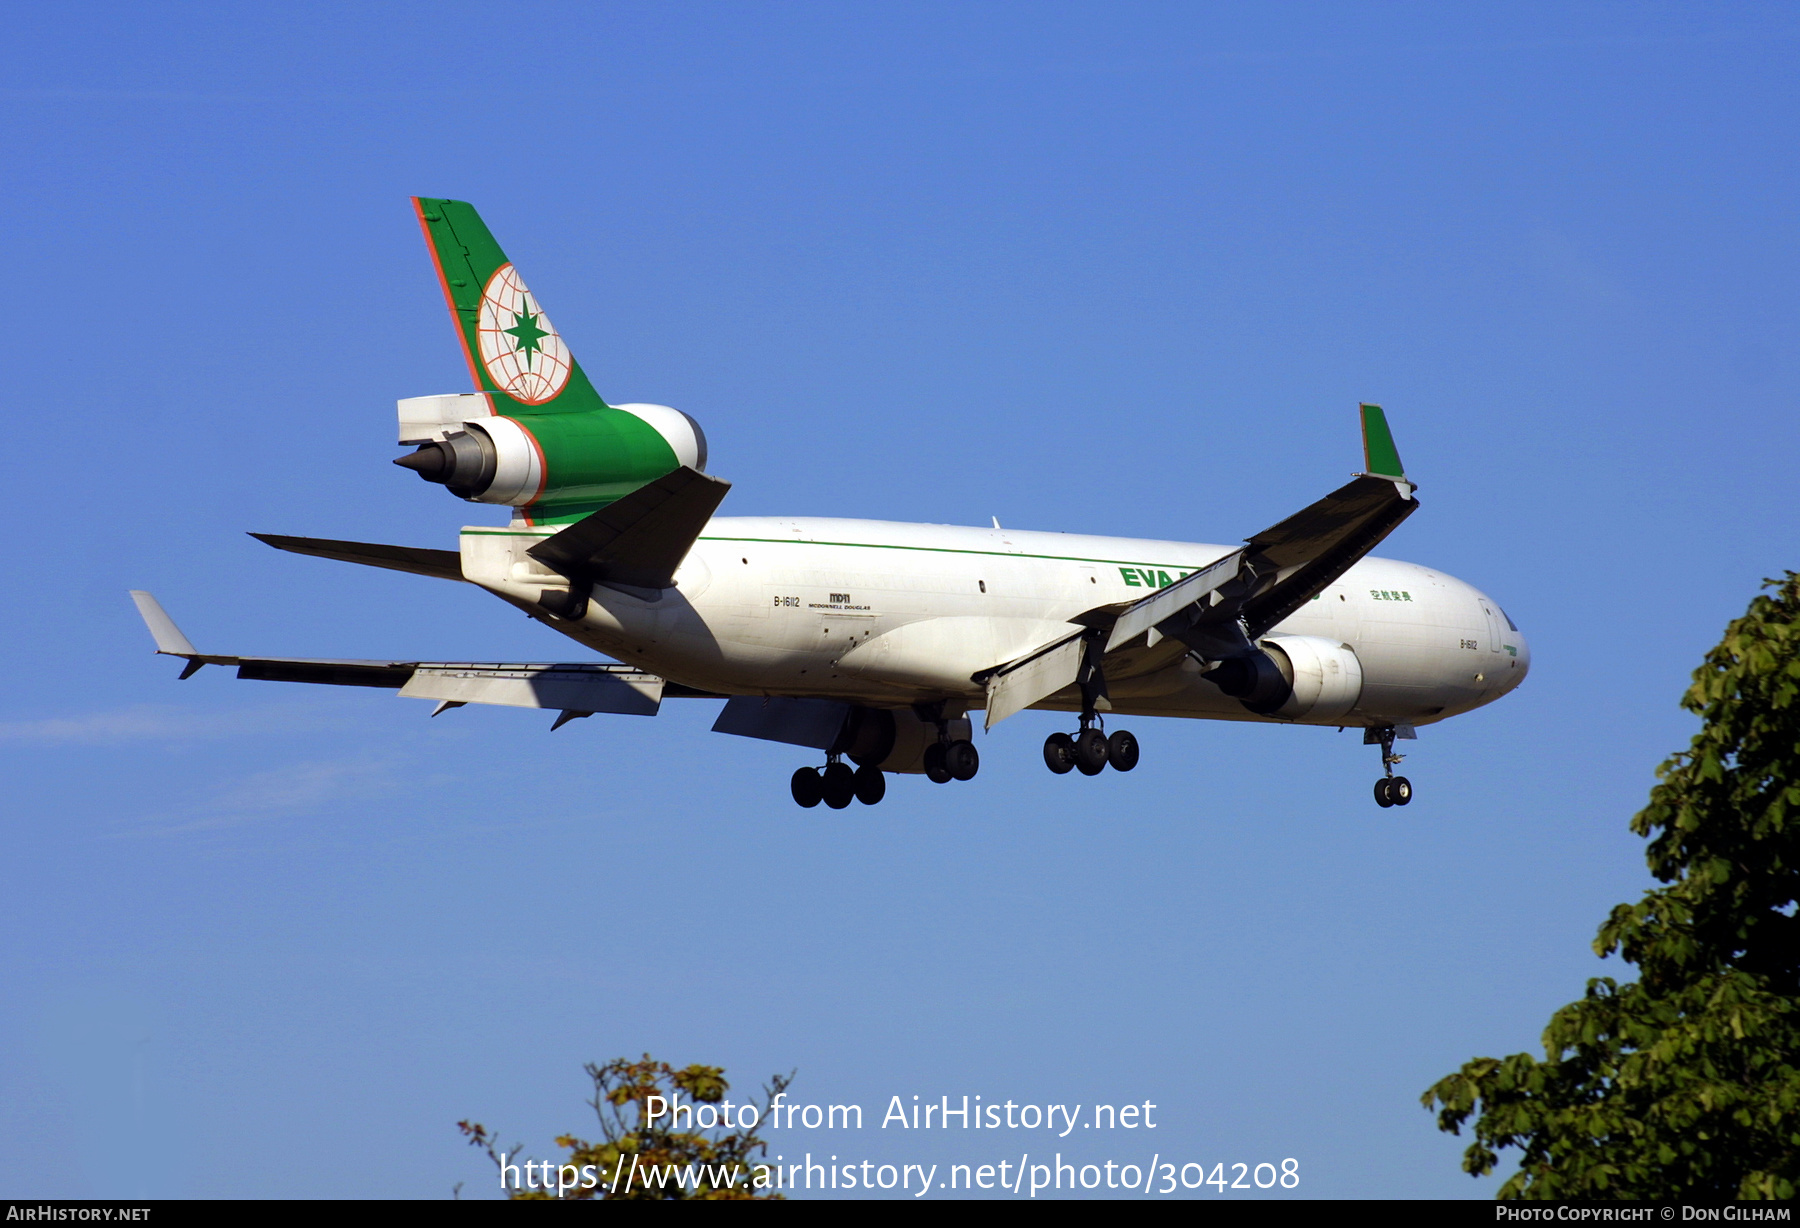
[821,762,856,809]
[1107,729,1139,772]
[1043,732,1075,774]
[791,767,823,808]
[853,765,886,806]
[923,742,953,784]
[1366,726,1415,808]
[945,740,979,781]
[1075,728,1109,776]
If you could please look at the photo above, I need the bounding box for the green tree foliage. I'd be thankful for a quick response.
[460,1055,792,1200]
[1424,574,1800,1199]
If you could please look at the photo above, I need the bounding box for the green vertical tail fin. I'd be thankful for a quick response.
[404,198,692,526]
[412,197,607,415]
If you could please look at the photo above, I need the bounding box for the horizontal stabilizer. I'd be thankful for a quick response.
[250,534,465,583]
[528,466,730,592]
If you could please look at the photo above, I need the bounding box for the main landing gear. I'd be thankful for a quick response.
[923,738,979,784]
[791,756,887,809]
[1043,721,1139,777]
[917,704,979,787]
[790,706,980,807]
[1042,647,1139,777]
[1367,725,1414,808]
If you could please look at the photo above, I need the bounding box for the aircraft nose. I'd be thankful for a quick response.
[1472,590,1529,692]
[1494,604,1529,690]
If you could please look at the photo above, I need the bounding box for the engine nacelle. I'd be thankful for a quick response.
[610,404,707,472]
[834,706,967,776]
[1205,650,1293,714]
[1203,635,1364,721]
[394,397,708,517]
[1258,635,1364,722]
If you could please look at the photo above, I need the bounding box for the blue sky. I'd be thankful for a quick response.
[2,2,1796,1199]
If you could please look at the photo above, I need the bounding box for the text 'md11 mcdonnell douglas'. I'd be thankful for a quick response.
[131,198,1528,810]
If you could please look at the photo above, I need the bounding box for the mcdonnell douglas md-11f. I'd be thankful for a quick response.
[131,198,1528,809]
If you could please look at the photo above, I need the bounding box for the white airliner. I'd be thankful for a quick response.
[131,198,1528,809]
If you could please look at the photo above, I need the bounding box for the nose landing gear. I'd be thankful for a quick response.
[1366,725,1416,807]
[1374,775,1412,807]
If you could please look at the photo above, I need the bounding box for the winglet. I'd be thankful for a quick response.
[1359,404,1407,482]
[129,591,216,678]
[129,591,198,657]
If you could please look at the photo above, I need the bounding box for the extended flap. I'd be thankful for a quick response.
[398,663,663,715]
[712,696,852,750]
[983,631,1088,729]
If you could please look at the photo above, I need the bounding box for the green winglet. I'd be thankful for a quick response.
[1360,403,1406,480]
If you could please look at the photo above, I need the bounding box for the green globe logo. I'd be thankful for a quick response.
[476,264,573,404]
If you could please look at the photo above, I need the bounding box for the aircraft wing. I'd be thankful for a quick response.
[981,405,1419,728]
[128,591,720,725]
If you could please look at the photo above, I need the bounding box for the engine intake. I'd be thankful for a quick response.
[1205,650,1293,714]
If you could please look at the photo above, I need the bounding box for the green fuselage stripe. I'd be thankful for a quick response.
[458,530,1218,571]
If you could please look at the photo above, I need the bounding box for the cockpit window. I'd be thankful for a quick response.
[1502,608,1518,632]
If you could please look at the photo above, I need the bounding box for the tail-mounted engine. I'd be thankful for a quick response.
[395,394,707,519]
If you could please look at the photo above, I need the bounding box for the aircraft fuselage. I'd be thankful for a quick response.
[458,515,1529,730]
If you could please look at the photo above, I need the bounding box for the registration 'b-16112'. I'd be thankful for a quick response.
[132,199,1528,809]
